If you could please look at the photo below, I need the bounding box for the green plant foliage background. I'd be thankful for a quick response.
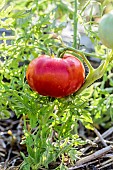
[0,0,113,169]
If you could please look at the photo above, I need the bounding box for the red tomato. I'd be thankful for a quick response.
[26,54,85,98]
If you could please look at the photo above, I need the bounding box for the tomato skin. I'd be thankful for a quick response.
[98,11,113,49]
[26,54,85,98]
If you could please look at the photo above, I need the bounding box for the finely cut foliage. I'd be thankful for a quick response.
[0,0,113,169]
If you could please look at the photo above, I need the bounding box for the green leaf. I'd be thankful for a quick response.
[0,110,11,119]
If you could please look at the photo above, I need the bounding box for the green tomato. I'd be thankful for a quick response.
[98,10,113,49]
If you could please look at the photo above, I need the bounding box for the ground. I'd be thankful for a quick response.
[0,112,113,170]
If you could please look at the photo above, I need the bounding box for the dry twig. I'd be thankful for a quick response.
[72,145,113,168]
[94,128,107,147]
[82,127,113,153]
[98,161,113,170]
[96,158,113,169]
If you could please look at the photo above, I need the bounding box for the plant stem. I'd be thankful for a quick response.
[57,47,113,96]
[73,0,78,49]
[75,51,113,95]
[57,47,94,72]
[57,46,107,60]
[80,0,91,15]
[110,55,113,62]
[0,36,16,40]
[82,51,107,60]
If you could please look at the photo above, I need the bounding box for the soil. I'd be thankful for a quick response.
[0,112,113,170]
[0,113,26,170]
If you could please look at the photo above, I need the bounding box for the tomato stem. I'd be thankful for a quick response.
[73,0,78,49]
[57,47,94,72]
[57,47,113,96]
[75,50,113,95]
[81,51,107,60]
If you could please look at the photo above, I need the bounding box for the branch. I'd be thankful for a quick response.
[94,128,107,147]
[82,127,113,154]
[76,145,113,166]
[73,0,78,48]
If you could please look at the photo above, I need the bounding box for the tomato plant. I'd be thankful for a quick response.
[26,54,85,98]
[0,0,113,170]
[98,10,113,49]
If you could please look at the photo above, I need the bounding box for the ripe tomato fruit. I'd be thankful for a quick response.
[98,11,113,49]
[26,54,85,98]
